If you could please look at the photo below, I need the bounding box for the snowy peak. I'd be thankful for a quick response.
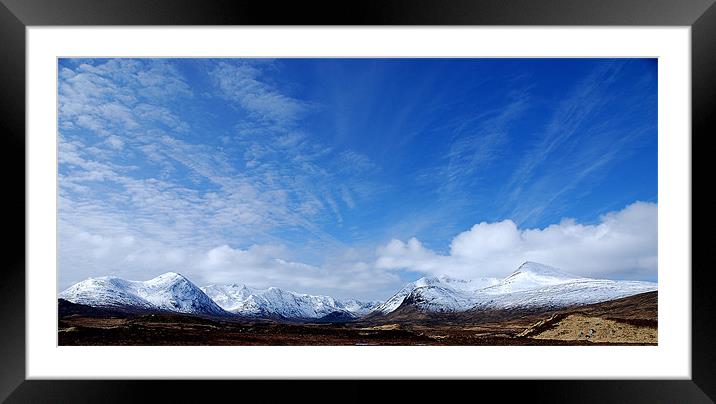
[484,261,583,294]
[370,275,499,314]
[201,283,256,312]
[511,261,579,280]
[340,299,382,316]
[137,272,226,315]
[411,275,499,292]
[370,282,417,315]
[372,261,657,315]
[59,276,154,311]
[62,273,379,320]
[59,272,227,316]
[201,283,380,319]
[143,271,186,287]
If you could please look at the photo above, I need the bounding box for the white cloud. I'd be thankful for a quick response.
[210,61,307,125]
[194,244,401,299]
[58,224,401,300]
[376,201,657,280]
[59,59,190,137]
[58,59,369,259]
[106,135,125,150]
[58,199,657,299]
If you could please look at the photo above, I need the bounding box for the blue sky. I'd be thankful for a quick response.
[58,58,658,299]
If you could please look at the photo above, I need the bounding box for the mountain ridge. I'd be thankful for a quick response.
[368,261,656,316]
[59,272,228,317]
[59,262,657,321]
[201,283,379,320]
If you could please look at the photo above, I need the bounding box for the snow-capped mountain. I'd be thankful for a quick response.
[474,278,658,310]
[481,261,583,294]
[371,262,657,315]
[58,262,656,321]
[59,272,227,316]
[371,275,500,314]
[201,283,379,319]
[339,299,381,316]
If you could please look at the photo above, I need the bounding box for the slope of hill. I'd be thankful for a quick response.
[517,291,658,343]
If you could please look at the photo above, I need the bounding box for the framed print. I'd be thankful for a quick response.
[3,0,714,402]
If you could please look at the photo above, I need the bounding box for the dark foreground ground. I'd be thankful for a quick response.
[58,291,657,346]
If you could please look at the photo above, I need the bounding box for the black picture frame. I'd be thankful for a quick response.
[1,0,712,402]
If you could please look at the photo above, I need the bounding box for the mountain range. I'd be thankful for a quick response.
[200,283,379,320]
[59,261,657,321]
[374,262,657,314]
[60,272,378,321]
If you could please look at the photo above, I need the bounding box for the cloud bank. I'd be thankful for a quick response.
[376,201,657,280]
[60,201,657,300]
[59,222,401,300]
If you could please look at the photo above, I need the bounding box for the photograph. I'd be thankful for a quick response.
[57,57,658,346]
[4,0,709,398]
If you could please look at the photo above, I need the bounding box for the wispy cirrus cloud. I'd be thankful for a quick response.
[209,61,308,126]
[437,93,530,194]
[504,63,626,195]
[58,58,388,295]
[499,60,657,225]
